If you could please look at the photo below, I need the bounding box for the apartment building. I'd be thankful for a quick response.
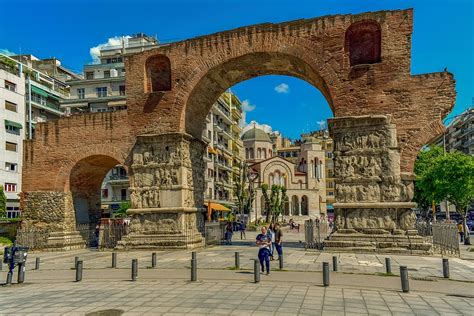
[0,54,72,217]
[62,34,158,114]
[203,91,244,216]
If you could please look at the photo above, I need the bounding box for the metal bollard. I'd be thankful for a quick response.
[385,258,392,274]
[17,263,25,284]
[192,251,197,260]
[6,270,13,285]
[442,258,449,278]
[131,259,138,281]
[191,259,197,282]
[279,254,283,270]
[400,266,409,293]
[75,260,83,282]
[332,256,338,272]
[253,259,260,283]
[35,257,40,270]
[112,252,117,268]
[74,256,79,269]
[152,252,157,269]
[323,262,330,287]
[235,252,240,269]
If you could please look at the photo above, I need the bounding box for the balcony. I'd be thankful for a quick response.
[216,161,232,172]
[107,174,129,184]
[30,99,64,116]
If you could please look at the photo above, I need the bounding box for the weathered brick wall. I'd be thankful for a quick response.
[22,111,134,193]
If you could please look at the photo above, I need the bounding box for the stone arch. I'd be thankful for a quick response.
[69,155,123,226]
[183,51,335,139]
[145,55,172,92]
[345,20,381,66]
[301,195,309,216]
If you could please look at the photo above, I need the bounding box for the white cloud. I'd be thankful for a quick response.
[274,83,289,94]
[89,36,131,64]
[0,48,16,56]
[317,120,326,130]
[241,99,256,112]
[243,121,274,134]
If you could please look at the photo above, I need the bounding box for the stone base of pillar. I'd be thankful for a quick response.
[44,230,87,251]
[116,207,204,250]
[325,206,432,254]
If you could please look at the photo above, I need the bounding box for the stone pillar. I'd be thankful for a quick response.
[325,115,429,254]
[20,191,86,250]
[117,133,205,249]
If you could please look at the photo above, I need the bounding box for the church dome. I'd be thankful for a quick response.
[242,127,271,142]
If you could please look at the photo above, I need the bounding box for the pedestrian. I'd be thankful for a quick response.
[274,223,283,260]
[225,221,233,245]
[240,220,247,240]
[458,221,464,242]
[256,226,271,275]
[267,223,276,260]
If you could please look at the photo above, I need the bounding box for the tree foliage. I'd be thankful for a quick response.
[115,201,131,218]
[0,185,6,218]
[261,184,288,223]
[234,162,256,215]
[413,146,444,216]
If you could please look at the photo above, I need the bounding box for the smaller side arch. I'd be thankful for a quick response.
[145,55,172,92]
[345,20,381,66]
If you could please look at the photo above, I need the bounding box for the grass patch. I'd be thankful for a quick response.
[227,266,240,270]
[0,236,13,245]
[376,272,396,277]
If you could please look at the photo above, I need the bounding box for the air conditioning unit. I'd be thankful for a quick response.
[110,69,118,77]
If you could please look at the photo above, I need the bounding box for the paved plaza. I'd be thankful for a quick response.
[1,229,474,315]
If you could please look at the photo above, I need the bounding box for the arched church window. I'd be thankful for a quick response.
[345,20,381,66]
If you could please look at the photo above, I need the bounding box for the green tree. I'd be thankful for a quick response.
[234,162,256,215]
[115,201,131,218]
[261,184,288,223]
[413,146,444,218]
[420,151,474,244]
[0,185,6,218]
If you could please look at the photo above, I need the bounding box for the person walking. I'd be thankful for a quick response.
[240,220,247,240]
[267,223,276,260]
[458,221,464,242]
[256,226,271,275]
[274,223,283,260]
[225,221,233,245]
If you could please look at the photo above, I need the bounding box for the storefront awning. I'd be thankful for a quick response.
[4,119,22,129]
[31,85,48,97]
[208,147,218,155]
[204,202,230,212]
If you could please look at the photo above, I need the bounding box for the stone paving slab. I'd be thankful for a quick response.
[0,277,472,316]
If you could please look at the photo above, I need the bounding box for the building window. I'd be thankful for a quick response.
[102,188,108,199]
[96,87,107,98]
[6,206,20,218]
[77,88,85,99]
[5,123,21,135]
[119,85,126,96]
[5,101,17,112]
[31,92,46,105]
[5,141,17,152]
[85,72,94,79]
[4,80,16,92]
[345,20,382,66]
[121,189,127,200]
[5,162,18,172]
[328,191,334,196]
[4,183,17,192]
[104,70,111,78]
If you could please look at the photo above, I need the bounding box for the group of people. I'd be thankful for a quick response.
[256,223,283,275]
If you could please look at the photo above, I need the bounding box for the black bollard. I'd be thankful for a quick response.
[332,256,338,272]
[192,251,197,261]
[6,270,13,285]
[17,263,25,284]
[191,259,197,282]
[323,262,330,287]
[112,252,117,268]
[442,258,449,278]
[279,254,283,270]
[235,252,240,269]
[385,258,392,274]
[35,257,40,270]
[131,259,138,281]
[75,260,83,282]
[152,252,157,269]
[253,259,260,283]
[400,266,409,293]
[74,256,79,270]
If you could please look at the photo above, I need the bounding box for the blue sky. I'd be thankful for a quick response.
[1,0,472,139]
